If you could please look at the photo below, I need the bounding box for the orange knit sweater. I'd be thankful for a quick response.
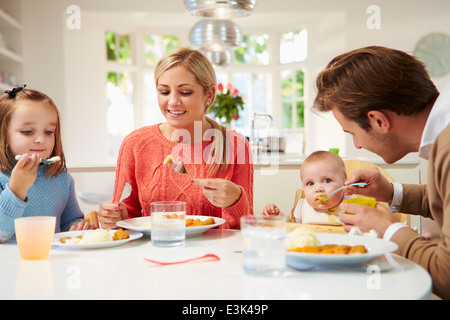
[112,124,254,229]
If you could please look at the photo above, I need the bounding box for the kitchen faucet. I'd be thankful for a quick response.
[250,113,273,144]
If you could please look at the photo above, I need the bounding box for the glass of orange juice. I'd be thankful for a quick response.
[15,216,56,260]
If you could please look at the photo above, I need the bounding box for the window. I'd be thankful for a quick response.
[280,29,307,64]
[234,33,269,65]
[106,31,133,65]
[281,69,305,129]
[105,31,180,159]
[105,31,135,161]
[143,35,180,66]
[142,34,180,125]
[103,27,307,159]
[106,72,134,160]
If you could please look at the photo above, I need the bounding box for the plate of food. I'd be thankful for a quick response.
[53,228,143,249]
[285,228,398,270]
[116,215,226,237]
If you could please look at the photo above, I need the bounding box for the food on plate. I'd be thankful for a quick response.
[60,235,82,244]
[286,228,367,255]
[113,228,130,240]
[84,211,99,228]
[186,217,215,227]
[163,154,173,165]
[288,244,367,255]
[142,217,215,228]
[286,228,321,251]
[59,228,129,244]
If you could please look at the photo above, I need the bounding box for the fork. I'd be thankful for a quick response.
[166,158,195,180]
[15,155,61,165]
[316,183,368,202]
[144,253,220,266]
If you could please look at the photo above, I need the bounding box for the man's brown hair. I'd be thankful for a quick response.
[313,46,439,130]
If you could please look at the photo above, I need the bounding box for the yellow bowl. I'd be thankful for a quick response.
[343,196,377,208]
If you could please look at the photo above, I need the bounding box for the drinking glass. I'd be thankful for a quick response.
[150,201,186,247]
[15,216,56,260]
[241,215,287,276]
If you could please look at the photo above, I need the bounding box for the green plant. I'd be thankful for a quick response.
[209,83,245,126]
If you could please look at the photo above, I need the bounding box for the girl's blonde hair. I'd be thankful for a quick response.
[0,88,66,177]
[154,47,229,175]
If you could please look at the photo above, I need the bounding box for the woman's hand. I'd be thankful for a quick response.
[261,203,280,218]
[344,166,394,203]
[9,153,40,201]
[193,178,242,208]
[97,202,128,229]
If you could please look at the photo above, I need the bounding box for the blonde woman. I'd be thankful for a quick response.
[98,48,253,229]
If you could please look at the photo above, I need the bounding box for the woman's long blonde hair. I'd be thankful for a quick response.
[0,89,66,177]
[154,47,230,175]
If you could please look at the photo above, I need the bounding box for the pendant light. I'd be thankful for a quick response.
[189,19,242,51]
[184,0,258,19]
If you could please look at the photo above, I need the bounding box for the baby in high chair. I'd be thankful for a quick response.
[263,150,353,225]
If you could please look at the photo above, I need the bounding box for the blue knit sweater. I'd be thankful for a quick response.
[0,165,84,243]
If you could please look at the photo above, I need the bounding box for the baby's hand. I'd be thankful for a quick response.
[9,153,40,201]
[261,203,280,218]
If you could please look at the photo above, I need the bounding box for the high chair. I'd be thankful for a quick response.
[288,159,411,229]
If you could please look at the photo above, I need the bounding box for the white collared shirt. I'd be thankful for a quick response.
[385,83,450,240]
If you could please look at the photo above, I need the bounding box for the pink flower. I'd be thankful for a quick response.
[232,113,239,120]
[217,83,224,91]
[231,88,239,96]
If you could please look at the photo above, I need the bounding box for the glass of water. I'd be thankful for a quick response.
[150,201,186,247]
[241,215,287,276]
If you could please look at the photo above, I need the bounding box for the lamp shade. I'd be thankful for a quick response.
[184,0,258,19]
[203,50,232,66]
[189,19,242,51]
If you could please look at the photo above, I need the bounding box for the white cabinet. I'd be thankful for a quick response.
[0,1,22,91]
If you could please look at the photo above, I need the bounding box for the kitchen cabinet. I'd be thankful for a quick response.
[0,3,22,91]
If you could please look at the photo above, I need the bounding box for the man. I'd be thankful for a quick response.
[313,46,450,299]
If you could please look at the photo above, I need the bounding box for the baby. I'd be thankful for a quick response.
[263,150,352,225]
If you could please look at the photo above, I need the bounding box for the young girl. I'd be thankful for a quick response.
[0,85,93,243]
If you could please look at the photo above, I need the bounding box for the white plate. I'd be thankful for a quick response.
[116,215,226,237]
[53,229,143,249]
[286,233,398,270]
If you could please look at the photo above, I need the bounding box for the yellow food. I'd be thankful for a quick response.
[84,211,99,228]
[186,218,215,227]
[287,244,367,255]
[286,228,321,251]
[285,228,367,255]
[142,217,215,228]
[343,196,377,208]
[113,228,130,241]
[163,154,173,165]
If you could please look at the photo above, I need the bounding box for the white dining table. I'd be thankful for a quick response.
[0,229,432,301]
